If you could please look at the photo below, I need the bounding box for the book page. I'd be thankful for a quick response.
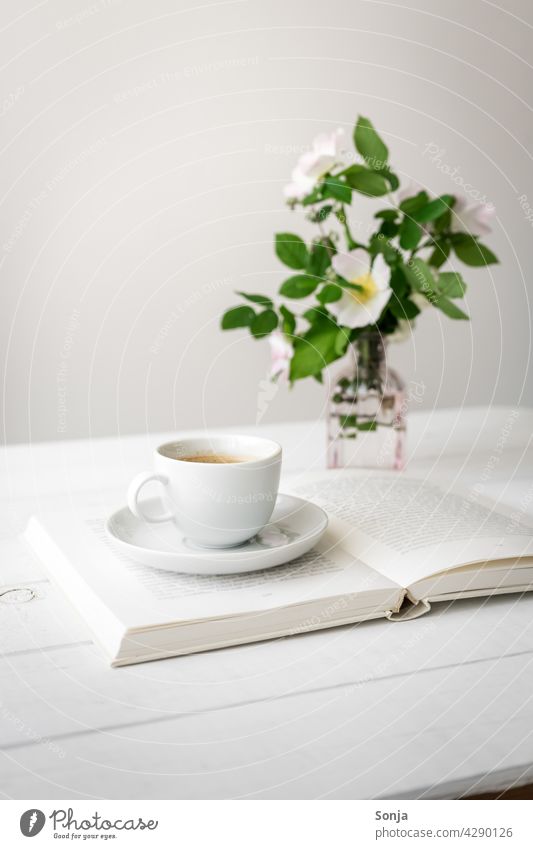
[409,557,533,603]
[286,470,533,588]
[26,494,400,633]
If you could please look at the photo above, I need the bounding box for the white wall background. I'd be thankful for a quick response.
[1,0,531,443]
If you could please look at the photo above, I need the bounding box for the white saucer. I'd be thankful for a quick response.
[105,494,328,575]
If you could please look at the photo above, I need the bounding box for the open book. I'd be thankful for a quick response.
[24,469,533,666]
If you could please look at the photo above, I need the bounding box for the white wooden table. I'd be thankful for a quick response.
[2,406,533,800]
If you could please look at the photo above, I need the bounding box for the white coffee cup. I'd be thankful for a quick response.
[127,435,282,548]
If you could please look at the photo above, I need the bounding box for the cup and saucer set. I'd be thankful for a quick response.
[105,435,328,576]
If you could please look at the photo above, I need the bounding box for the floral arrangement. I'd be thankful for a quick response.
[220,115,498,385]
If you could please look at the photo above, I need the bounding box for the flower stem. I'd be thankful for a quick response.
[338,204,364,251]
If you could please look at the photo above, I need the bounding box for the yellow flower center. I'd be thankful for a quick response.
[348,273,378,304]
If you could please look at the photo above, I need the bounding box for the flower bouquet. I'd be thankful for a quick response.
[221,116,498,469]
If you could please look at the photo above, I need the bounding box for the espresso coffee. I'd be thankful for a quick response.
[178,453,253,464]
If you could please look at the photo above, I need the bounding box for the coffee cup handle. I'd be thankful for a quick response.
[127,472,174,523]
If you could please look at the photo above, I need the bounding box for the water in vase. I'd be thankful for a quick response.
[327,332,406,471]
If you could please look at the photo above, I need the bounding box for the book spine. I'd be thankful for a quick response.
[386,597,431,621]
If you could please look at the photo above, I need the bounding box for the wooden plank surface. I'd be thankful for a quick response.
[3,591,533,745]
[2,652,533,799]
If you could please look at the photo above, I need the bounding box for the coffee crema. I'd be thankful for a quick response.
[177,453,254,464]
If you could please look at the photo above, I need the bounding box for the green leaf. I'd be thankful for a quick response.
[302,306,331,325]
[399,217,422,250]
[432,208,451,233]
[381,166,400,191]
[379,219,399,238]
[402,257,436,295]
[354,116,389,168]
[357,420,378,431]
[275,233,309,269]
[337,280,365,293]
[437,272,466,298]
[375,209,398,221]
[250,309,278,337]
[377,309,400,336]
[236,292,273,308]
[289,321,340,381]
[389,295,420,320]
[389,266,408,299]
[317,283,342,304]
[280,304,296,336]
[279,274,319,298]
[334,327,350,356]
[453,235,498,266]
[322,176,352,203]
[428,238,451,268]
[433,295,469,320]
[412,194,454,223]
[343,165,389,197]
[399,191,429,215]
[221,306,255,329]
[301,188,323,206]
[316,204,333,221]
[307,240,332,278]
[340,414,358,428]
[368,234,398,264]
